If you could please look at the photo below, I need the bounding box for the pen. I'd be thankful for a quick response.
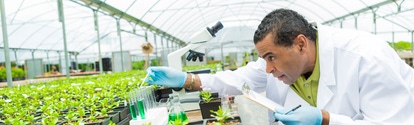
[284,105,301,115]
[274,105,302,122]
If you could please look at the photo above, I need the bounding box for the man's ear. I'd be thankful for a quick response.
[295,34,308,52]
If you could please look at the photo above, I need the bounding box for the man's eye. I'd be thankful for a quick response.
[268,56,275,61]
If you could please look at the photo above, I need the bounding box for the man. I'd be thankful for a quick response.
[51,65,59,74]
[147,9,414,124]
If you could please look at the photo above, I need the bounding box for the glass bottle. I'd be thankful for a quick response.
[167,93,188,125]
[221,94,232,113]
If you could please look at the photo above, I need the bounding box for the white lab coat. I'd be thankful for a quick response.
[199,24,414,124]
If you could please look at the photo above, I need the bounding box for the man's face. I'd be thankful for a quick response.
[255,33,307,85]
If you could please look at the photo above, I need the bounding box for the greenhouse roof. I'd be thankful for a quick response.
[1,0,414,64]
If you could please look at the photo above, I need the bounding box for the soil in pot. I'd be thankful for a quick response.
[204,116,242,125]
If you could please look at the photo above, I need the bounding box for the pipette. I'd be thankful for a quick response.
[140,73,149,87]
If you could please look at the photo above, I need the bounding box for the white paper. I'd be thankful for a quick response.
[243,90,283,112]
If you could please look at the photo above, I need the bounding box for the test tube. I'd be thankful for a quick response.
[137,88,146,119]
[140,87,148,111]
[146,86,156,108]
[137,99,146,119]
[133,89,140,118]
[151,86,157,108]
[129,92,138,120]
[142,87,151,112]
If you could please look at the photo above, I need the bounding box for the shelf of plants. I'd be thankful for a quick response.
[0,67,26,82]
[0,70,149,125]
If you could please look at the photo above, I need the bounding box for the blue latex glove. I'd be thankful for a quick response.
[146,66,187,88]
[273,105,322,125]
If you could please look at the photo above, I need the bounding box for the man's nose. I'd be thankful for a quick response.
[265,63,274,74]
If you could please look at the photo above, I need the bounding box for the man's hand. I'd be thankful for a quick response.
[146,66,187,88]
[273,105,322,125]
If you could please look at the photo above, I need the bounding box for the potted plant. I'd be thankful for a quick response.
[203,106,242,125]
[199,88,221,119]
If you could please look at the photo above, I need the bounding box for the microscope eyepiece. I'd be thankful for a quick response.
[207,21,224,37]
[186,50,205,62]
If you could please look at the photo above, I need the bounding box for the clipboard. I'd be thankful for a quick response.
[242,83,283,112]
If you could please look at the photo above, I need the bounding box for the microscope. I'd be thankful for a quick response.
[168,22,223,71]
[167,22,223,110]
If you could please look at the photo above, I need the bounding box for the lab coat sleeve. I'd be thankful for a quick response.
[357,57,414,124]
[198,58,269,96]
[329,58,414,124]
[329,34,414,124]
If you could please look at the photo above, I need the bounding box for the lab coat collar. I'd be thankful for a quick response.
[315,23,335,108]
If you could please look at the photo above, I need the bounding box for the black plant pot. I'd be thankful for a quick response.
[34,111,42,117]
[203,116,242,125]
[32,117,43,124]
[117,113,132,125]
[113,106,130,121]
[199,98,221,119]
[84,117,110,125]
[108,111,120,124]
[12,77,25,81]
[56,122,66,125]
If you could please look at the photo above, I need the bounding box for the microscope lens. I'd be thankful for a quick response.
[186,53,193,61]
[192,56,197,61]
[199,56,204,62]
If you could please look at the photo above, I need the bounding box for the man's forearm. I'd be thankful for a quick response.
[322,110,330,125]
[183,73,202,91]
